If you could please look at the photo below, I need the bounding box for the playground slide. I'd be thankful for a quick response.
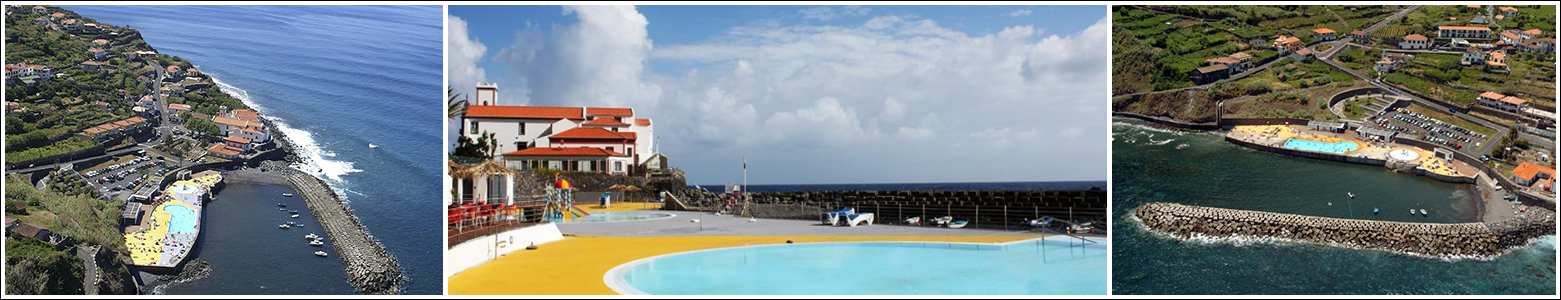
[568,205,591,218]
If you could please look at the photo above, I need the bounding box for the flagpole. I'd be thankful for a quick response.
[742,155,748,216]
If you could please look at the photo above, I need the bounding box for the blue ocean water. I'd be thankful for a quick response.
[613,239,1107,295]
[695,181,1107,193]
[1112,121,1557,295]
[67,6,442,295]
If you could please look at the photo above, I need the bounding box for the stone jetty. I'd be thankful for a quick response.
[1135,202,1555,258]
[287,171,403,294]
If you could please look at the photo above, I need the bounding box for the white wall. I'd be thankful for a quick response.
[444,223,565,279]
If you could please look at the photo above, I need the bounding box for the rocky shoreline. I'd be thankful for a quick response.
[1135,202,1556,258]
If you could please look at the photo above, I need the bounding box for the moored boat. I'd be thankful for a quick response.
[314,251,328,257]
[279,224,290,229]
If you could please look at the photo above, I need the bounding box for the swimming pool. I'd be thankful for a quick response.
[564,212,676,223]
[1282,139,1359,153]
[605,238,1107,295]
[164,204,197,234]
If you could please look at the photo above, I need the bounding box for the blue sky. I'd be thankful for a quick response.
[448,5,1108,185]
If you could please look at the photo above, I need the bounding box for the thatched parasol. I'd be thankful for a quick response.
[449,160,516,178]
[607,184,642,192]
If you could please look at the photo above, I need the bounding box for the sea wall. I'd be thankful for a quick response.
[1134,202,1556,257]
[287,171,404,294]
[444,222,563,279]
[673,189,1107,230]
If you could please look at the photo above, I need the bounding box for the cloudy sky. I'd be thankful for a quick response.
[448,5,1108,185]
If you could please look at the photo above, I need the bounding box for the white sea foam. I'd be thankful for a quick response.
[1148,138,1175,146]
[213,76,360,192]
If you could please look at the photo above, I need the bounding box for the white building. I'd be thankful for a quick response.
[461,84,659,174]
[1461,47,1486,64]
[1476,91,1527,113]
[1400,34,1428,50]
[1438,26,1491,39]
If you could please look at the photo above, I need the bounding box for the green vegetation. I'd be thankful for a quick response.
[5,177,125,252]
[1114,6,1250,93]
[4,234,83,295]
[184,117,219,136]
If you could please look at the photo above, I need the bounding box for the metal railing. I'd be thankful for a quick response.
[447,195,547,246]
[727,201,1107,234]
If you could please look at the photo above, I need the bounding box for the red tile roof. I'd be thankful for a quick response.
[212,116,248,128]
[585,107,634,117]
[549,127,635,140]
[1498,95,1525,105]
[1312,28,1335,34]
[1405,34,1428,41]
[224,136,251,144]
[169,103,191,111]
[1480,91,1507,100]
[503,147,626,157]
[206,144,242,156]
[1439,25,1490,31]
[1502,31,1521,39]
[465,105,583,119]
[1499,6,1517,12]
[1512,162,1554,181]
[229,109,260,121]
[1521,29,1542,36]
[635,118,651,126]
[1350,30,1367,36]
[582,117,629,127]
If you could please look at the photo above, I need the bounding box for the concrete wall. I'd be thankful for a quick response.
[444,222,563,279]
[1218,117,1313,129]
[673,189,1108,230]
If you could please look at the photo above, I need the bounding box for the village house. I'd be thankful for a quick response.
[1469,14,1489,24]
[1498,6,1519,18]
[1311,28,1337,41]
[1461,47,1486,64]
[1500,31,1525,45]
[1400,34,1429,50]
[1511,162,1554,189]
[1373,59,1399,73]
[1290,48,1314,62]
[1519,38,1555,54]
[1438,26,1491,39]
[60,18,78,31]
[32,5,46,14]
[1517,29,1542,39]
[204,143,243,159]
[1486,51,1508,72]
[1188,64,1229,85]
[166,65,184,78]
[1273,35,1303,54]
[1349,30,1369,43]
[87,47,107,60]
[1464,5,1480,11]
[1476,91,1527,113]
[224,135,252,151]
[461,83,663,174]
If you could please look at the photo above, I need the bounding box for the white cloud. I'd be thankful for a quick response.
[800,5,870,21]
[446,15,487,103]
[1009,9,1033,17]
[477,7,1109,183]
[495,5,662,107]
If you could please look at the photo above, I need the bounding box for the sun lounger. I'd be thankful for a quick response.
[844,212,875,227]
[821,207,854,226]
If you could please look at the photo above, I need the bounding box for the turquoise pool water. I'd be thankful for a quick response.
[564,212,676,223]
[1282,139,1358,153]
[607,238,1107,295]
[164,204,197,234]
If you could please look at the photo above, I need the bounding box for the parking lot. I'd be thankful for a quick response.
[1365,107,1490,154]
[76,151,178,200]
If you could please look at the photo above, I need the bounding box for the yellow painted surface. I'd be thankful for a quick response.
[448,234,1044,295]
[124,174,222,266]
[579,201,661,213]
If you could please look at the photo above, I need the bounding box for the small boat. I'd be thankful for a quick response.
[1373,207,1379,214]
[314,251,328,257]
[305,233,319,240]
[278,208,286,211]
[368,143,378,149]
[286,221,297,225]
[1420,209,1427,215]
[1328,202,1332,206]
[278,224,290,229]
[1410,209,1416,215]
[278,202,286,206]
[290,214,300,218]
[309,239,324,246]
[283,193,293,197]
[1176,144,1189,150]
[1347,192,1354,198]
[289,210,299,214]
[948,220,969,229]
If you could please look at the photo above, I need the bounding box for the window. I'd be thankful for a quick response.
[519,123,525,135]
[615,161,623,172]
[470,121,478,133]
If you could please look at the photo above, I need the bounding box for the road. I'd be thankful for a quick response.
[76,245,99,295]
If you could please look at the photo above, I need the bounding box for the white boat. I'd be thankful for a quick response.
[368,143,378,149]
[1410,209,1416,215]
[283,193,293,197]
[1176,144,1189,150]
[278,224,290,229]
[290,214,300,218]
[286,221,296,226]
[1420,209,1427,215]
[309,239,324,246]
[948,220,968,229]
[1347,192,1354,198]
[314,251,328,257]
[305,233,319,240]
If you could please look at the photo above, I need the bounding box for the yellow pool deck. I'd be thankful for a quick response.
[1228,125,1469,178]
[447,234,1044,295]
[124,174,222,266]
[451,202,1047,295]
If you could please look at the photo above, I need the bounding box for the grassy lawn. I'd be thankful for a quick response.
[9,211,59,229]
[1403,104,1498,138]
[1343,96,1375,119]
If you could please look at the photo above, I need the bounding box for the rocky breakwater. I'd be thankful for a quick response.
[1135,202,1556,258]
[286,171,403,294]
